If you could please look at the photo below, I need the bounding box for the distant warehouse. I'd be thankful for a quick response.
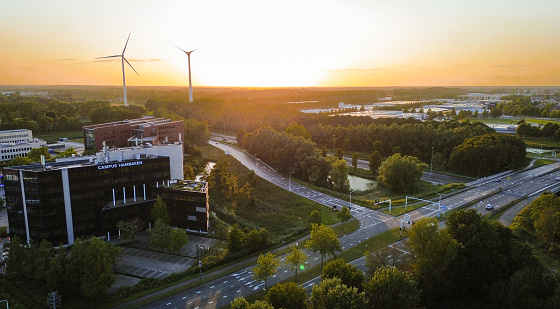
[3,143,209,245]
[83,116,184,150]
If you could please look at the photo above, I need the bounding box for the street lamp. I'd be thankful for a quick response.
[0,299,8,309]
[436,192,442,217]
[431,146,434,174]
[332,134,336,155]
[349,190,354,210]
[289,171,294,191]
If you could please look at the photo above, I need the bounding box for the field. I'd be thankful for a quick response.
[201,144,339,244]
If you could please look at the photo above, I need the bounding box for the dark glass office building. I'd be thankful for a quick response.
[3,155,208,245]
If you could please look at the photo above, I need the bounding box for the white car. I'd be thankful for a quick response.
[485,204,494,210]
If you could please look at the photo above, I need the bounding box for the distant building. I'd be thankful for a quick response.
[0,129,46,161]
[3,143,207,246]
[83,117,184,150]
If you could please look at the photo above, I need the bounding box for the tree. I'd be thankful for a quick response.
[286,124,311,140]
[351,153,358,171]
[309,277,366,309]
[252,252,281,290]
[534,208,559,249]
[337,206,352,230]
[168,228,189,253]
[265,282,308,309]
[228,223,246,253]
[68,237,122,299]
[230,297,250,309]
[57,147,77,158]
[237,129,246,145]
[377,153,427,193]
[322,258,364,290]
[149,219,172,252]
[285,244,308,282]
[305,224,342,269]
[335,148,343,159]
[116,217,142,241]
[365,245,408,275]
[150,195,170,225]
[407,217,458,305]
[329,158,350,192]
[5,236,24,278]
[7,155,32,166]
[27,146,51,162]
[307,209,322,227]
[364,266,421,309]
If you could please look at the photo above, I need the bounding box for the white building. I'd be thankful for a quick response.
[0,129,47,161]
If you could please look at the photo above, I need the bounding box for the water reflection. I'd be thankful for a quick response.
[347,175,375,191]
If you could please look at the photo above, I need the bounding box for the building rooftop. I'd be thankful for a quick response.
[170,180,208,193]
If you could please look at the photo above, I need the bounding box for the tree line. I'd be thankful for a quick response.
[231,209,560,309]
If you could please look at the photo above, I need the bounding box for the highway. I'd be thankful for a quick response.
[138,140,560,309]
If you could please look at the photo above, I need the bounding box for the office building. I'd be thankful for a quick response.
[83,117,184,150]
[0,129,46,161]
[3,143,208,245]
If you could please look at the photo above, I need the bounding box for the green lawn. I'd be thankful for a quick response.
[35,130,83,143]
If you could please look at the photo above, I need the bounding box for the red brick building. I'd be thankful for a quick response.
[83,117,184,150]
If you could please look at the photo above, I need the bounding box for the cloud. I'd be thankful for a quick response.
[487,64,529,68]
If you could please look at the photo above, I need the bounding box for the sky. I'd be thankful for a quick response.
[2,0,560,88]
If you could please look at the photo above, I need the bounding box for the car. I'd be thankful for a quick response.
[556,177,560,181]
[494,178,501,182]
[485,204,494,210]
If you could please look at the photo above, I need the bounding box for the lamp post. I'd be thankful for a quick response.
[431,146,434,174]
[0,299,8,309]
[349,190,354,210]
[436,192,442,217]
[289,171,294,191]
[332,134,336,155]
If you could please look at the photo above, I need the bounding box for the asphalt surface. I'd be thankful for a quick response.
[131,140,559,309]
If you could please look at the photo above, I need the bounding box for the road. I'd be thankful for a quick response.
[138,140,559,309]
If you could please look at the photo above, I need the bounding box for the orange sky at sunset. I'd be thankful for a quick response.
[2,0,560,87]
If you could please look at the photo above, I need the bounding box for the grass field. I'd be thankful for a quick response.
[35,130,83,143]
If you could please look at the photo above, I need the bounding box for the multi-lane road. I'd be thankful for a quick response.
[137,140,559,309]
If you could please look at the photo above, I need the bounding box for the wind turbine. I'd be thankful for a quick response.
[170,42,197,103]
[96,33,139,106]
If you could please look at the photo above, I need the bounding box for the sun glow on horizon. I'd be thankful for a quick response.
[2,0,560,87]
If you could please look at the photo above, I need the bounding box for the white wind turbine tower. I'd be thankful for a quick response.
[170,42,197,103]
[96,33,139,106]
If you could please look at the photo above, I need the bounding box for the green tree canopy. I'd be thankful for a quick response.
[447,133,526,177]
[252,252,281,290]
[364,266,420,309]
[265,282,308,309]
[309,277,366,309]
[168,228,189,253]
[68,237,122,299]
[369,151,382,173]
[322,258,364,290]
[377,153,427,193]
[149,218,172,252]
[285,244,308,282]
[227,223,247,253]
[305,224,342,268]
[150,195,170,225]
[337,206,352,230]
[307,209,322,227]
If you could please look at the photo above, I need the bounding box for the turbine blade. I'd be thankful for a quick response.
[167,40,189,54]
[188,47,199,54]
[122,32,131,54]
[95,55,121,59]
[124,57,139,76]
